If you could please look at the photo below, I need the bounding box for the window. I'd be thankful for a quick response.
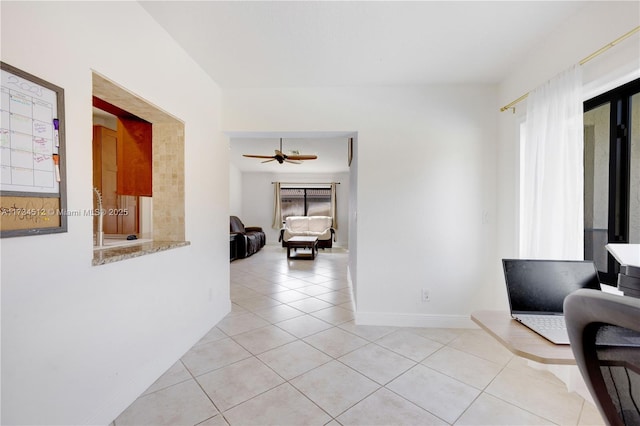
[584,78,639,285]
[281,187,331,221]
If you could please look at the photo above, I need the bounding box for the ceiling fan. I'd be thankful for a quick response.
[242,138,317,164]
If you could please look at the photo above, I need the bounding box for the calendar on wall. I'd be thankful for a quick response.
[0,62,67,237]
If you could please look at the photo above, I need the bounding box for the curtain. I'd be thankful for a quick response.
[272,182,282,229]
[330,183,338,230]
[521,65,584,260]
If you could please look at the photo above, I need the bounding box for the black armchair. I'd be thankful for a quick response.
[230,216,265,258]
[564,289,640,426]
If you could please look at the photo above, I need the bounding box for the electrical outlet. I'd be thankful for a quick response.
[421,288,430,302]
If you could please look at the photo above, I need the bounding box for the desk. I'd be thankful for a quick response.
[471,310,575,365]
[606,244,640,298]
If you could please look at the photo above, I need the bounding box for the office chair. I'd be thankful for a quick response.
[564,289,640,426]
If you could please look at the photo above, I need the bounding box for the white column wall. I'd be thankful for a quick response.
[1,3,230,424]
[223,85,499,327]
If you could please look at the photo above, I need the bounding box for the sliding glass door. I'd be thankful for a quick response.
[584,79,639,285]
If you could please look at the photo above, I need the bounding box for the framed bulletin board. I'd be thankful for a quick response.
[1,62,67,237]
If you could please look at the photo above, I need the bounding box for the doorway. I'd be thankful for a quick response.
[584,78,640,285]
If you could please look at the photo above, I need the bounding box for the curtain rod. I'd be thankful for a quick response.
[272,182,340,185]
[500,26,640,113]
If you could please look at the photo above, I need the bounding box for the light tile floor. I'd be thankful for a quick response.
[114,245,605,426]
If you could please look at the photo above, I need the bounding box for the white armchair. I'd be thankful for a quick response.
[279,216,335,248]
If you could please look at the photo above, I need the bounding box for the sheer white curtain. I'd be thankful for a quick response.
[272,182,282,229]
[520,65,584,259]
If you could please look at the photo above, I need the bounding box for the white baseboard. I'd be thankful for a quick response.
[355,311,478,329]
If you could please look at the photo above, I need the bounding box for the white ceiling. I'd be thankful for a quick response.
[140,0,592,172]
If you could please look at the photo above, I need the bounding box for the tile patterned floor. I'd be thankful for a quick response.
[114,245,605,425]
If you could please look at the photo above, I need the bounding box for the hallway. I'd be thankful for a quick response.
[114,246,603,425]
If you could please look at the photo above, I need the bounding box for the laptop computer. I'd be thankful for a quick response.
[502,259,601,345]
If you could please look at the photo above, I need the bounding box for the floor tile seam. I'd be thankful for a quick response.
[354,340,422,366]
[182,348,254,379]
[372,340,438,364]
[228,328,299,356]
[444,342,514,366]
[421,342,506,374]
[210,365,290,416]
[477,388,563,425]
[335,324,397,342]
[260,351,335,383]
[216,318,272,337]
[273,381,339,424]
[312,295,354,305]
[300,277,338,286]
[329,356,391,388]
[268,294,312,304]
[489,379,586,424]
[232,292,282,306]
[194,414,227,426]
[137,374,194,400]
[402,328,455,348]
[217,325,342,416]
[449,390,484,425]
[315,319,385,342]
[269,316,335,339]
[229,305,282,316]
[472,360,570,424]
[307,312,354,327]
[215,311,272,337]
[139,359,227,424]
[380,384,452,425]
[192,330,231,348]
[229,293,266,303]
[189,363,226,419]
[286,370,380,422]
[325,384,383,420]
[252,306,307,323]
[309,272,340,281]
[225,321,286,341]
[302,286,343,296]
[300,334,369,361]
[256,339,335,380]
[297,288,339,297]
[410,362,491,395]
[335,353,418,387]
[191,353,276,384]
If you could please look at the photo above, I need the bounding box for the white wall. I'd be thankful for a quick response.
[229,162,243,216]
[1,3,230,425]
[237,172,350,247]
[223,85,499,327]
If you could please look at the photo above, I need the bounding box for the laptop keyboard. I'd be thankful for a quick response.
[517,315,566,330]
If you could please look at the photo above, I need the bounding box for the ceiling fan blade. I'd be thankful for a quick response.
[261,158,276,163]
[284,159,302,164]
[287,154,317,161]
[243,154,274,159]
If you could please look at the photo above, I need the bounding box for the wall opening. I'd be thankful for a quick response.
[92,72,185,244]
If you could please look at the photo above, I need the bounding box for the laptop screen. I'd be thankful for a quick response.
[502,259,601,314]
